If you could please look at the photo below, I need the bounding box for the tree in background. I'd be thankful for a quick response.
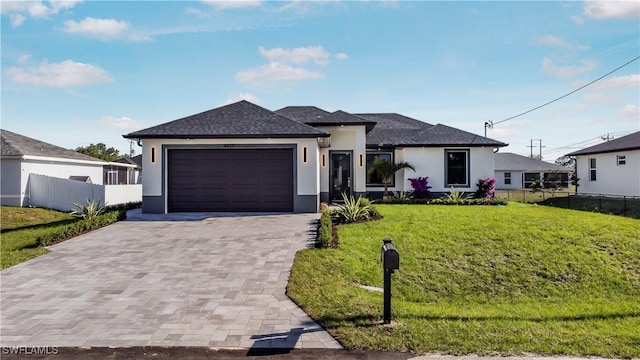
[75,143,121,161]
[555,155,576,168]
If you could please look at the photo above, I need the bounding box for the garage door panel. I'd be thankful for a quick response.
[168,148,293,212]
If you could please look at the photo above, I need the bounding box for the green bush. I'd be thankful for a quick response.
[36,209,125,246]
[334,193,373,223]
[70,199,105,221]
[317,209,333,248]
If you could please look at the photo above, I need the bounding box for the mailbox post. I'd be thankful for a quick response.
[381,238,399,324]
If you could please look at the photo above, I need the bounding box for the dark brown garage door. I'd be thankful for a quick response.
[168,148,293,212]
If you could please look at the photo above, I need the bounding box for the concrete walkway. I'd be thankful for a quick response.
[0,213,341,349]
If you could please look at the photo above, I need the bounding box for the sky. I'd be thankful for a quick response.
[1,0,639,162]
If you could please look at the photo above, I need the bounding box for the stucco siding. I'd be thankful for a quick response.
[575,150,640,196]
[316,126,367,195]
[141,138,321,213]
[495,170,525,189]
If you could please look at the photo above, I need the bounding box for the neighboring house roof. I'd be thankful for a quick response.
[116,154,142,168]
[356,113,507,147]
[124,101,329,139]
[276,107,376,131]
[495,152,571,172]
[566,131,640,156]
[1,129,107,163]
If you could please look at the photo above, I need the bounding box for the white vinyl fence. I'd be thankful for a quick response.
[28,174,142,212]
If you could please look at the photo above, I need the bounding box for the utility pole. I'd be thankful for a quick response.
[529,139,544,159]
[601,133,614,141]
[528,139,537,158]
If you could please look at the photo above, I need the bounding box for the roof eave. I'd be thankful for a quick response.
[366,142,508,148]
[123,133,330,139]
[566,146,640,156]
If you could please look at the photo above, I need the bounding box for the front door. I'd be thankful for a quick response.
[330,152,352,202]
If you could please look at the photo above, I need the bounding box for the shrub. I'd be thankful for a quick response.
[446,187,471,203]
[70,199,105,221]
[358,197,379,216]
[391,191,413,201]
[36,209,125,247]
[334,193,372,223]
[475,178,497,200]
[408,177,432,199]
[317,209,333,248]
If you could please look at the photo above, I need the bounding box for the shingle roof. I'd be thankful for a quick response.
[124,101,329,139]
[355,113,507,147]
[495,152,571,172]
[1,129,107,163]
[116,154,142,168]
[276,107,376,131]
[566,131,640,156]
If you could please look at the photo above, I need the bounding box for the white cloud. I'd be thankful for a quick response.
[541,57,597,78]
[5,59,113,88]
[17,54,31,64]
[275,1,309,13]
[584,1,640,20]
[185,6,210,18]
[258,46,331,65]
[571,15,584,25]
[63,17,129,40]
[619,104,640,118]
[98,116,143,131]
[1,0,82,27]
[583,93,619,105]
[201,0,262,9]
[9,13,25,27]
[535,35,590,50]
[486,126,522,139]
[222,92,260,105]
[335,52,349,60]
[235,61,324,87]
[591,73,640,90]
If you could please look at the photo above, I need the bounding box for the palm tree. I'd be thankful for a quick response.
[368,157,415,198]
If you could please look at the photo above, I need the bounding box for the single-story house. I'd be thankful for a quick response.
[566,131,639,197]
[114,154,142,185]
[124,101,506,213]
[1,129,138,207]
[494,152,571,189]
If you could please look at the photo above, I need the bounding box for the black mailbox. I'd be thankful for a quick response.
[381,238,399,271]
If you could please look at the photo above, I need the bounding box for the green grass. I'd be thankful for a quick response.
[1,206,76,269]
[287,204,640,357]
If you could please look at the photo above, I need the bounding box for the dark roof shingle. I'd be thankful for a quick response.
[1,129,106,163]
[495,152,571,172]
[124,101,328,139]
[566,131,640,156]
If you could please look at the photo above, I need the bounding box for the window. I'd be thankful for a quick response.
[445,150,469,187]
[366,152,393,186]
[523,173,540,188]
[617,155,626,166]
[589,158,597,181]
[504,172,511,185]
[106,171,118,185]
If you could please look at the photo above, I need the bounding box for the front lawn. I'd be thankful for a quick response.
[287,204,640,358]
[1,206,124,269]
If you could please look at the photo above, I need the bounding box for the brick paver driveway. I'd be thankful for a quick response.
[0,213,341,349]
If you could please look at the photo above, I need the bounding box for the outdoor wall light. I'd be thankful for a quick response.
[359,154,364,167]
[322,154,326,167]
[303,147,308,163]
[151,146,156,163]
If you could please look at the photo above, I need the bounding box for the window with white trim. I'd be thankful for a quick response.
[504,172,511,185]
[617,155,626,166]
[107,171,118,185]
[589,158,597,181]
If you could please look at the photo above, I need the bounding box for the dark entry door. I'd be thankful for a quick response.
[330,152,352,202]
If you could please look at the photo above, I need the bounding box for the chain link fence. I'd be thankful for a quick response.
[494,189,640,219]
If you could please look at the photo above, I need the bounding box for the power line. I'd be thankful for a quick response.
[486,55,640,128]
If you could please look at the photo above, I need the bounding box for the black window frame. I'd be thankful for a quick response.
[617,155,626,166]
[504,172,511,185]
[366,151,394,187]
[523,172,540,188]
[589,158,597,181]
[445,149,470,187]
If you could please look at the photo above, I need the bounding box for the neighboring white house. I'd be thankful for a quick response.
[494,152,572,190]
[123,101,507,213]
[1,129,141,208]
[567,131,640,197]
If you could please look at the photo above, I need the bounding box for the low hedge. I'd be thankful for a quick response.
[316,209,332,248]
[375,197,508,205]
[35,209,126,247]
